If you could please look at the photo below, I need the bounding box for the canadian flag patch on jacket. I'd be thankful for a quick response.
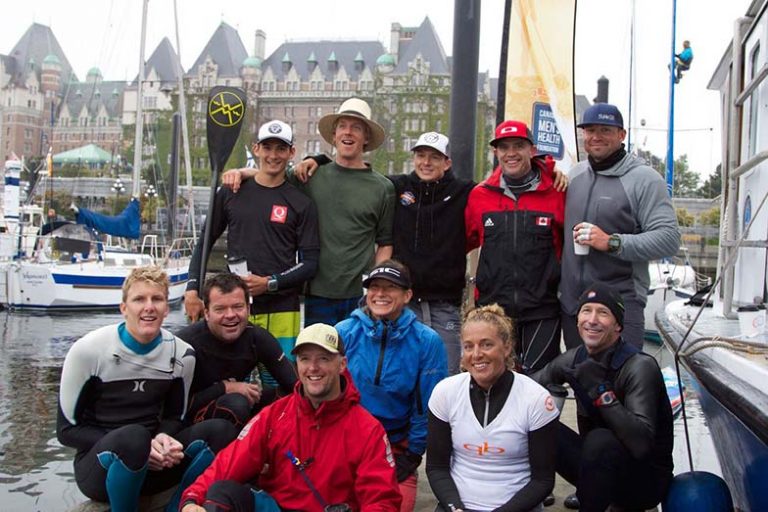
[536,216,551,227]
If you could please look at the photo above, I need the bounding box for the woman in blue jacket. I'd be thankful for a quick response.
[336,259,448,512]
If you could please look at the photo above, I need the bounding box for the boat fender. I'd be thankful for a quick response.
[662,471,733,511]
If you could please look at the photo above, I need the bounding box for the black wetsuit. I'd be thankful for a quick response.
[56,323,237,511]
[176,321,298,427]
[534,339,674,512]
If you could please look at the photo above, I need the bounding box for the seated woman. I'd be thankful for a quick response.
[426,304,559,512]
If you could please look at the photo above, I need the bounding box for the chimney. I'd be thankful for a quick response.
[390,23,401,65]
[594,76,609,103]
[254,30,266,60]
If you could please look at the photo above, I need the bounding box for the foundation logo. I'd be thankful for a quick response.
[208,91,245,128]
[463,441,505,456]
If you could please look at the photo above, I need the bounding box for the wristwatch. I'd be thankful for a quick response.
[607,234,622,254]
[594,390,618,407]
[267,275,279,293]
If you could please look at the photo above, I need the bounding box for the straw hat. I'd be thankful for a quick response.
[318,98,386,152]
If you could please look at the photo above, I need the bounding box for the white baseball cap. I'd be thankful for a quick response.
[257,120,294,145]
[411,132,450,157]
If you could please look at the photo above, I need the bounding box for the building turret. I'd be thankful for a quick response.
[41,54,62,97]
[86,66,102,85]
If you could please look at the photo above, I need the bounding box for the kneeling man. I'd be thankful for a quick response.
[535,283,673,512]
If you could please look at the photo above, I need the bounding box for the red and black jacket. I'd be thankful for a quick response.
[465,156,565,321]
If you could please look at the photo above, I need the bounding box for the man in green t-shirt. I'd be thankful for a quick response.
[224,98,395,327]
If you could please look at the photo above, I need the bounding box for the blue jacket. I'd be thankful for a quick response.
[336,307,448,455]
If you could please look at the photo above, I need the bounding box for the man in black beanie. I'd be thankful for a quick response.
[534,282,673,512]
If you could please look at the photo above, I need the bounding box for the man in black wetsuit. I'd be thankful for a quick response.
[176,273,297,428]
[535,283,673,511]
[57,266,238,512]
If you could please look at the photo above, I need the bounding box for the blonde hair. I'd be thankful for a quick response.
[462,303,518,370]
[122,266,169,302]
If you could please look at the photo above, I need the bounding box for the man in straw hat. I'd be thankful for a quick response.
[224,98,395,326]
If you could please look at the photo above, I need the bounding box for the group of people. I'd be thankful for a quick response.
[56,96,681,512]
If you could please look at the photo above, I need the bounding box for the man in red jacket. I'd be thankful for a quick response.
[465,120,565,374]
[180,323,402,512]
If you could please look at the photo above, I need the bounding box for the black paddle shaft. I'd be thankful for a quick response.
[199,86,247,288]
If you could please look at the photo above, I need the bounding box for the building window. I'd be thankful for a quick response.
[24,129,32,139]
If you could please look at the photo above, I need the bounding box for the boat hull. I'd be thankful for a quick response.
[1,258,188,310]
[657,301,768,511]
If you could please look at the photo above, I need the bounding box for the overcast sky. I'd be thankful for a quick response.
[1,0,753,179]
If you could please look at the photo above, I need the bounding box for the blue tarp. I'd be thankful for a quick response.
[75,198,141,239]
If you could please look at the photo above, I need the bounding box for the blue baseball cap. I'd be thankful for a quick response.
[577,103,624,129]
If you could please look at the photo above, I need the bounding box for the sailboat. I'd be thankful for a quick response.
[0,0,194,311]
[656,0,768,510]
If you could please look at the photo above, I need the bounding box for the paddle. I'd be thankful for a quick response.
[198,86,247,289]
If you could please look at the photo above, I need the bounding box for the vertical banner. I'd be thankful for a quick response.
[500,0,578,168]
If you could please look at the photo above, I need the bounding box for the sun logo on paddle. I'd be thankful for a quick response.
[208,91,245,127]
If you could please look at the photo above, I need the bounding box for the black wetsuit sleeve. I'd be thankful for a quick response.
[272,248,318,291]
[532,351,574,388]
[186,189,229,292]
[187,381,227,418]
[254,329,297,397]
[492,420,557,512]
[426,410,465,510]
[56,382,107,453]
[599,356,666,460]
[303,154,332,166]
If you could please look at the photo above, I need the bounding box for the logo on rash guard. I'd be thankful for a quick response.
[463,441,505,456]
[132,380,146,392]
[271,205,288,223]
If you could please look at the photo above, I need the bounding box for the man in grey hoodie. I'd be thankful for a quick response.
[559,104,680,350]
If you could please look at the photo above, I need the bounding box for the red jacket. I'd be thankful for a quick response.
[465,156,565,321]
[181,375,402,511]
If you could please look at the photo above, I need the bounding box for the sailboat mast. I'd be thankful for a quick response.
[173,0,197,240]
[131,0,149,198]
[665,0,677,197]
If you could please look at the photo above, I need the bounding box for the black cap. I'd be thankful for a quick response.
[578,283,625,329]
[363,264,412,289]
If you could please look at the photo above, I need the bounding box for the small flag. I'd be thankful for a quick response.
[536,216,551,227]
[245,145,255,168]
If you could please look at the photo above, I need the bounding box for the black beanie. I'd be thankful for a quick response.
[578,283,625,329]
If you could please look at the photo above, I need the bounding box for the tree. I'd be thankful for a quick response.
[697,164,722,198]
[699,206,721,227]
[676,207,695,227]
[637,149,700,197]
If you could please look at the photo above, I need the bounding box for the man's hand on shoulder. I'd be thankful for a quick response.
[184,290,205,322]
[294,159,319,183]
[181,504,205,512]
[221,167,258,193]
[553,167,569,192]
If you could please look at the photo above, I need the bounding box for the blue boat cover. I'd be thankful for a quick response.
[76,198,141,239]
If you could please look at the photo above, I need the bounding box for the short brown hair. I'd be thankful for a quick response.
[202,273,250,307]
[122,266,169,302]
[462,303,517,370]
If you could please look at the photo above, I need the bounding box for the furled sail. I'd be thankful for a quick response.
[75,197,141,239]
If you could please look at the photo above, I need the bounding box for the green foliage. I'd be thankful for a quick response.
[676,207,695,227]
[637,149,700,197]
[697,164,722,199]
[699,206,721,227]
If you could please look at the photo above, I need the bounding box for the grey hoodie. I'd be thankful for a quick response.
[559,153,680,314]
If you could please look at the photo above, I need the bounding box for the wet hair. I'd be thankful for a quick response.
[461,303,517,370]
[202,273,251,307]
[122,266,169,302]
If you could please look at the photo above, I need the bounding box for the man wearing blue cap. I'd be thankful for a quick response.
[559,103,680,351]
